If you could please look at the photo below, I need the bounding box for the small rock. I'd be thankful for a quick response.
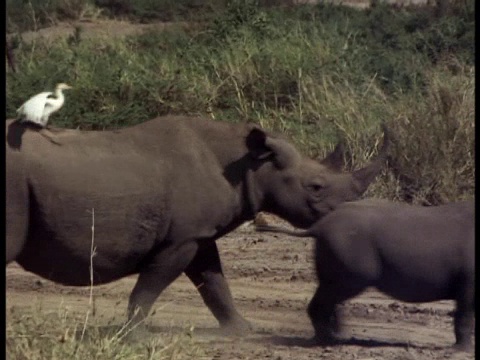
[254,213,269,226]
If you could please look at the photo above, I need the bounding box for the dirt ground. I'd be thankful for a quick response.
[6,219,474,360]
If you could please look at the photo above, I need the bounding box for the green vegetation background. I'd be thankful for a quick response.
[6,0,475,205]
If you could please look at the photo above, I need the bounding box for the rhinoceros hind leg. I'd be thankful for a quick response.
[307,286,339,342]
[184,241,251,336]
[126,240,200,330]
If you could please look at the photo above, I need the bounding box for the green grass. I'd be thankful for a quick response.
[7,302,205,360]
[6,0,475,205]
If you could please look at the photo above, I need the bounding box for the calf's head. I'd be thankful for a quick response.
[245,125,389,228]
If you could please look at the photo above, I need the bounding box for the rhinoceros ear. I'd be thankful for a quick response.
[246,128,273,160]
[246,128,301,169]
[320,142,345,172]
[264,137,301,169]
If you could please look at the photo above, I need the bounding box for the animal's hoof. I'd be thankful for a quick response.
[311,334,339,346]
[220,317,253,337]
[122,322,151,343]
[310,323,345,346]
[453,341,473,353]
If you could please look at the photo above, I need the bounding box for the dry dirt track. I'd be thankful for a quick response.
[6,222,474,360]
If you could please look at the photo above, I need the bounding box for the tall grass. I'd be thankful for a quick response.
[6,0,475,204]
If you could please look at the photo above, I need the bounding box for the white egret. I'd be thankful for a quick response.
[17,83,73,127]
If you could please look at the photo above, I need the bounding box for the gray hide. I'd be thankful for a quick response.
[256,199,475,351]
[6,116,389,335]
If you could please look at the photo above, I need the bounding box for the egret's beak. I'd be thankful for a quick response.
[57,83,73,90]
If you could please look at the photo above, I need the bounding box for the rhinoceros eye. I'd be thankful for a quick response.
[306,182,325,193]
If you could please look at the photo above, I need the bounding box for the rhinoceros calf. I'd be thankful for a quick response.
[6,116,388,335]
[256,199,475,351]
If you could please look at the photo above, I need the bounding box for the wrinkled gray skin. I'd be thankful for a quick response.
[256,199,475,351]
[6,116,389,335]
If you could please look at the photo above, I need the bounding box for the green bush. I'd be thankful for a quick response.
[94,0,220,22]
[7,0,92,33]
[6,0,475,203]
[386,69,475,204]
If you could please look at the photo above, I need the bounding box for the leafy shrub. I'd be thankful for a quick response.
[386,69,475,204]
[93,0,222,22]
[6,0,475,203]
[7,0,92,33]
[209,0,274,42]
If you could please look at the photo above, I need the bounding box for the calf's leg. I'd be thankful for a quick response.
[307,286,339,343]
[185,240,251,335]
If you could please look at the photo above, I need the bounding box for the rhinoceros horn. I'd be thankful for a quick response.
[352,123,391,194]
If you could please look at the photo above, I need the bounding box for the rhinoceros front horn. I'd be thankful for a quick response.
[352,123,391,194]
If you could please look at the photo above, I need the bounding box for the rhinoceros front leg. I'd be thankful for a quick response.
[453,275,475,352]
[127,240,199,328]
[184,240,251,335]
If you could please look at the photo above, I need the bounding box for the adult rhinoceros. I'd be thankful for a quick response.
[6,116,388,334]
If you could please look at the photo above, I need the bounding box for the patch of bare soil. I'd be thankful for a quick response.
[10,19,192,44]
[10,0,431,44]
[6,221,474,360]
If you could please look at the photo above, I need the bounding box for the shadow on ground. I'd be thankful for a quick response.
[257,334,447,351]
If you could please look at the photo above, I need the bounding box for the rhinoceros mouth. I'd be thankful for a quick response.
[309,200,336,220]
[304,203,321,223]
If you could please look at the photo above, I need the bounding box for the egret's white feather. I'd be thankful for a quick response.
[16,83,72,127]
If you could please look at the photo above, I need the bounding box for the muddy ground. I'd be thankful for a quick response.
[6,219,474,360]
